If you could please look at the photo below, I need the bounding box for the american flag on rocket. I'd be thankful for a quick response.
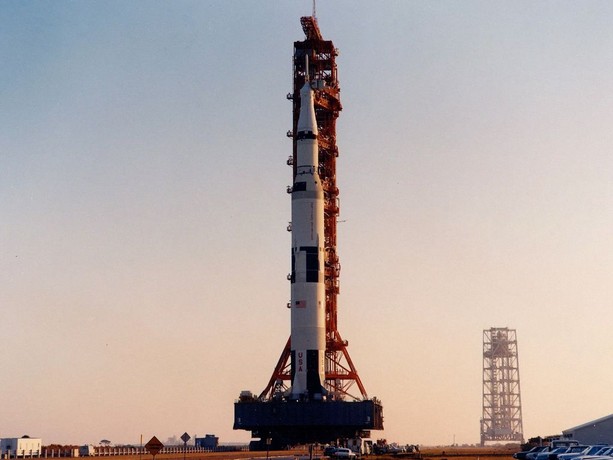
[295,300,306,308]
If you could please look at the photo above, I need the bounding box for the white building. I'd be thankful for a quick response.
[0,437,42,457]
[562,414,613,445]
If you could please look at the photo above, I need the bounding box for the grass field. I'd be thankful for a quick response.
[108,445,518,460]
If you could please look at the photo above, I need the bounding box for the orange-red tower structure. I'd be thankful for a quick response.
[259,16,366,402]
[234,17,383,448]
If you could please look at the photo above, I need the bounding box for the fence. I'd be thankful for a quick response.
[0,446,249,459]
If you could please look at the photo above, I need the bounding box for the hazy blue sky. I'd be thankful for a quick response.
[1,0,612,447]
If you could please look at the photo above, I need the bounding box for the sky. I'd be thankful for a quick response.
[1,0,612,448]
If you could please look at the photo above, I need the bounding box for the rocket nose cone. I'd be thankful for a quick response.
[298,82,317,134]
[300,82,313,106]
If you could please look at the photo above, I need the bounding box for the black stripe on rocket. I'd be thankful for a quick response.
[291,246,319,284]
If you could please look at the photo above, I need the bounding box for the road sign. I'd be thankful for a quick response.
[145,436,164,457]
[181,432,191,444]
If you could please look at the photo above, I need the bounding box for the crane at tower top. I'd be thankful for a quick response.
[301,16,323,41]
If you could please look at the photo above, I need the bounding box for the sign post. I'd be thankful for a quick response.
[266,438,272,460]
[181,432,191,460]
[144,436,164,460]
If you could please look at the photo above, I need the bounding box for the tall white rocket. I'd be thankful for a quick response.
[288,77,326,399]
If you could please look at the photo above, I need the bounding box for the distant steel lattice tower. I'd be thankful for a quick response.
[481,327,524,446]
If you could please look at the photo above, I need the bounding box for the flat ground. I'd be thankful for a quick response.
[113,446,517,460]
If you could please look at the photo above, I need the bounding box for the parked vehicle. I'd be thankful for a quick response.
[558,446,605,460]
[534,446,572,460]
[324,446,338,457]
[516,446,550,460]
[574,455,613,460]
[387,444,405,453]
[347,438,372,456]
[334,448,357,459]
[527,446,553,460]
[573,446,613,460]
[575,456,613,460]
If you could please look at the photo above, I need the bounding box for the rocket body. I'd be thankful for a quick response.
[289,81,326,399]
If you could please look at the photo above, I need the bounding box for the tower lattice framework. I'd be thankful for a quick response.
[259,16,367,402]
[481,327,524,445]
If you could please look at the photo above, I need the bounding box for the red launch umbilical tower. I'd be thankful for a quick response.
[234,17,382,447]
[258,16,367,402]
